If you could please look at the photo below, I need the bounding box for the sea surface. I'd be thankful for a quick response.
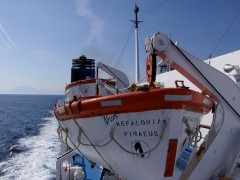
[0,94,64,180]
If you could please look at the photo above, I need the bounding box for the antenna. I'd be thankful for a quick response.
[130,4,143,83]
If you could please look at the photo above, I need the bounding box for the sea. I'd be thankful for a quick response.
[0,94,64,180]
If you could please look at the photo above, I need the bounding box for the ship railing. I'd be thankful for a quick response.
[56,149,78,180]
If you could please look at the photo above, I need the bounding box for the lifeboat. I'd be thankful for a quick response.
[54,55,214,179]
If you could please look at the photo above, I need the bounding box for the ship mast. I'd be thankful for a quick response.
[131,4,142,83]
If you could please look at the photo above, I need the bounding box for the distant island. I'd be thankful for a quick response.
[1,86,64,95]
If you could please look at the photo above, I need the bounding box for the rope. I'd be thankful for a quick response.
[57,124,72,146]
[57,124,66,143]
[183,118,202,147]
[55,104,168,177]
[75,119,167,162]
[77,127,113,148]
[65,103,117,174]
[75,119,167,157]
[111,120,167,156]
[56,118,89,158]
[54,108,97,168]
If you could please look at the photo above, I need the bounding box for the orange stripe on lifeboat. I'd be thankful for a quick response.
[54,88,214,121]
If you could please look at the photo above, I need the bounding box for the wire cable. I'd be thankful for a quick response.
[209,8,240,59]
[106,25,134,66]
[114,25,134,67]
[140,0,169,16]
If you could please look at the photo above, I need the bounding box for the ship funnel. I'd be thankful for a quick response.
[71,55,95,82]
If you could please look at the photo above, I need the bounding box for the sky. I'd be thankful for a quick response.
[0,0,240,94]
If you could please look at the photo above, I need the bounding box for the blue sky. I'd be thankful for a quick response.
[0,0,239,94]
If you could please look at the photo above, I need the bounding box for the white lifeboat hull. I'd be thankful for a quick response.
[55,88,213,179]
[60,110,204,179]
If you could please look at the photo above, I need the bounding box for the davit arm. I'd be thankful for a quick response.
[145,32,240,179]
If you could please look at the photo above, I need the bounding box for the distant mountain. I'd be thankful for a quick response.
[2,86,64,95]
